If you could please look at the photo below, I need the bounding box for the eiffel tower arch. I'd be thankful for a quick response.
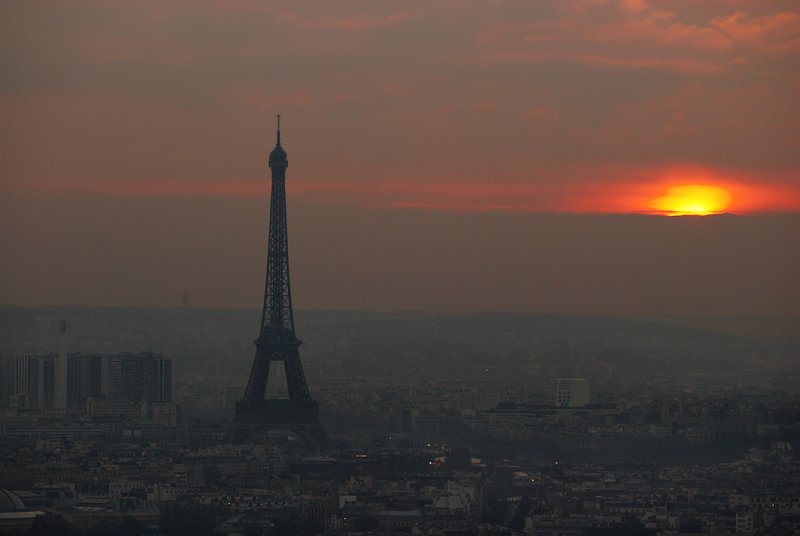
[230,116,327,447]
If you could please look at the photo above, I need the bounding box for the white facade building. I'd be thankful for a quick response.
[554,378,590,408]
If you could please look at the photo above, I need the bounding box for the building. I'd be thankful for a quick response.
[8,352,172,413]
[13,355,56,411]
[554,378,590,408]
[55,319,68,410]
[67,354,103,409]
[95,352,172,404]
[138,353,172,403]
[0,356,14,410]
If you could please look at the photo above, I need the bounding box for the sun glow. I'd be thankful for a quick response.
[649,184,732,215]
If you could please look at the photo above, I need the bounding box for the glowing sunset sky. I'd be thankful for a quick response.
[1,1,799,314]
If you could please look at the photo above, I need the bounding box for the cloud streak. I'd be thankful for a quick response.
[7,165,797,215]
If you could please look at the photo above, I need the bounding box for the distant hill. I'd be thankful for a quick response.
[0,306,796,382]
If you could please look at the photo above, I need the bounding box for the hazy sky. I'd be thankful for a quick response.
[1,1,799,317]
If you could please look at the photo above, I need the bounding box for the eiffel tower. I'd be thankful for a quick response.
[231,116,327,447]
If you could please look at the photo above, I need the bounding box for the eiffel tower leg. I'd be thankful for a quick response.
[284,352,310,400]
[242,350,270,401]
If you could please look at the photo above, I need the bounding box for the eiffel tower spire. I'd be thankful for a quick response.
[231,117,326,446]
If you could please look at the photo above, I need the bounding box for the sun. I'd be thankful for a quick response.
[649,184,732,216]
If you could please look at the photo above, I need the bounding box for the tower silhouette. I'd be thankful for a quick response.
[231,116,327,447]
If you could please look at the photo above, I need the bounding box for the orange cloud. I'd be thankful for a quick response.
[576,54,720,73]
[711,11,800,51]
[276,12,413,31]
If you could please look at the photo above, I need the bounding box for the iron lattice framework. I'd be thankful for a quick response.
[231,117,326,447]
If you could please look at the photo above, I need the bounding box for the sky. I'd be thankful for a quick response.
[1,1,799,318]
